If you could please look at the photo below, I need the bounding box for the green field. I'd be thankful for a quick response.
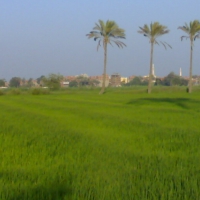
[0,87,200,200]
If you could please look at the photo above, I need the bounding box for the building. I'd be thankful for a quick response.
[110,73,121,87]
[65,76,77,81]
[61,81,69,87]
[121,77,129,84]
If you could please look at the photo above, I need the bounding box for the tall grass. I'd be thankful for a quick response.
[0,87,200,199]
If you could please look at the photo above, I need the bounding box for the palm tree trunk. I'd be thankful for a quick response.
[148,42,154,93]
[99,41,107,94]
[188,40,193,93]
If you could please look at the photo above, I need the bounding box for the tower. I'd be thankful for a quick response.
[180,68,182,77]
[152,64,156,78]
[152,64,155,77]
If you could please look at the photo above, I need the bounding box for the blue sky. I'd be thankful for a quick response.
[1,0,200,81]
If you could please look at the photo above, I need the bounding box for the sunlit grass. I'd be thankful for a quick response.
[0,87,200,199]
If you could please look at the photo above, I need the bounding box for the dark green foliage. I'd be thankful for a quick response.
[125,76,148,86]
[42,74,63,90]
[36,75,45,86]
[0,90,4,95]
[76,76,90,86]
[27,78,34,87]
[31,88,50,95]
[9,77,21,87]
[69,80,78,87]
[155,72,188,86]
[8,88,21,95]
[0,79,5,87]
[69,77,100,88]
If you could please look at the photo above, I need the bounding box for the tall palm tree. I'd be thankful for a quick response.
[86,20,126,94]
[178,20,200,93]
[138,22,171,93]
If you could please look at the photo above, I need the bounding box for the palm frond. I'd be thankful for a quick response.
[154,40,159,45]
[138,22,171,49]
[194,33,200,40]
[180,36,189,41]
[138,26,150,35]
[93,23,101,31]
[87,19,126,50]
[97,40,102,51]
[178,26,190,34]
[165,42,172,49]
[159,41,172,49]
[108,41,114,47]
[179,20,200,40]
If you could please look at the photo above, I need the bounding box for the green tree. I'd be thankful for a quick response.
[69,80,78,87]
[178,20,200,93]
[21,78,26,86]
[86,20,126,94]
[9,77,21,87]
[0,79,5,87]
[89,79,100,87]
[76,76,90,87]
[37,75,45,86]
[42,74,63,90]
[130,77,142,85]
[156,72,188,86]
[163,72,177,86]
[125,76,148,86]
[27,78,34,87]
[126,77,141,86]
[138,22,171,93]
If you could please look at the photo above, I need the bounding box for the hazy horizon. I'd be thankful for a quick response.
[1,1,200,81]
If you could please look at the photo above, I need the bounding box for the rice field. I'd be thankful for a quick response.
[0,87,200,200]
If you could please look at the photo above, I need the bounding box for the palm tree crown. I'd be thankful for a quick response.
[138,22,171,49]
[178,20,200,43]
[86,20,126,50]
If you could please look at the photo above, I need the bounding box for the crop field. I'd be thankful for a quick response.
[0,87,200,200]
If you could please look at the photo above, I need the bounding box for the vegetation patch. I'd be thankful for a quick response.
[0,90,4,95]
[31,88,50,95]
[7,88,21,95]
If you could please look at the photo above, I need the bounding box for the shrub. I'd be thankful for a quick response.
[0,90,4,95]
[9,89,21,95]
[31,88,50,95]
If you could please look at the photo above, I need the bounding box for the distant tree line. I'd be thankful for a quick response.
[124,72,189,87]
[68,76,100,87]
[3,74,101,90]
[155,72,188,86]
[1,72,194,89]
[0,79,6,87]
[125,77,148,86]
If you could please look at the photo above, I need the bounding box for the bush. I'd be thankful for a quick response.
[9,89,21,95]
[0,90,4,95]
[42,74,63,90]
[31,88,50,95]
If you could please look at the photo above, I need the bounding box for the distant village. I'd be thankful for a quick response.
[1,66,200,89]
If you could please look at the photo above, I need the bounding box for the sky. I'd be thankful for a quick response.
[0,0,200,81]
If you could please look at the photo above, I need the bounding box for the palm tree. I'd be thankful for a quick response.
[178,20,200,93]
[138,22,171,93]
[86,20,126,94]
